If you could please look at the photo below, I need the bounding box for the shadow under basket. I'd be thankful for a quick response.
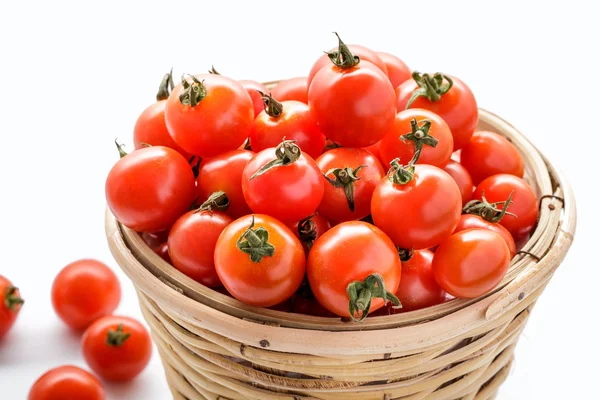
[106,108,576,400]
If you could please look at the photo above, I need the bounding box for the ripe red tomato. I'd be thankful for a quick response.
[474,174,539,239]
[396,73,477,151]
[153,242,171,263]
[377,52,411,88]
[271,77,309,104]
[307,221,401,320]
[165,74,254,157]
[82,316,152,382]
[242,141,324,223]
[379,109,454,168]
[288,214,331,252]
[316,148,385,223]
[140,230,169,249]
[51,259,121,330]
[168,195,233,286]
[363,141,383,165]
[394,249,445,312]
[238,79,268,117]
[433,229,510,298]
[372,164,462,250]
[106,146,196,233]
[249,94,325,159]
[443,160,474,206]
[455,214,516,258]
[0,275,23,339]
[214,214,306,307]
[28,366,105,400]
[460,131,525,185]
[292,293,336,317]
[196,149,254,219]
[308,34,396,147]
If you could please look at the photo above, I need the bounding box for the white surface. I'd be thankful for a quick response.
[0,1,596,399]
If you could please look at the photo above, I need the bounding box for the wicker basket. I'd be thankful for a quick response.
[105,106,576,400]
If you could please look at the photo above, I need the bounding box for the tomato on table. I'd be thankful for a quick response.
[0,275,23,339]
[377,51,411,88]
[288,214,331,253]
[28,366,105,400]
[214,214,306,307]
[443,160,473,205]
[455,214,516,258]
[271,77,309,104]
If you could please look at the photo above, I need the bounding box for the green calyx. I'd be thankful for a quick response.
[179,74,207,107]
[406,72,454,109]
[4,286,24,312]
[106,324,131,347]
[297,215,317,250]
[258,91,284,118]
[326,32,360,69]
[115,139,128,158]
[156,68,175,101]
[197,191,229,213]
[208,65,220,75]
[401,118,438,165]
[323,165,366,212]
[387,158,415,185]
[346,273,401,322]
[250,139,302,180]
[463,191,516,223]
[236,215,275,263]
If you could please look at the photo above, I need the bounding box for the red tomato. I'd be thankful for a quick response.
[153,242,171,264]
[396,73,477,151]
[214,215,306,307]
[289,214,331,252]
[455,214,516,258]
[308,34,396,147]
[377,51,411,88]
[140,230,169,249]
[307,221,401,320]
[239,79,268,117]
[443,160,474,205]
[433,229,510,298]
[242,141,324,223]
[168,195,233,286]
[379,109,454,168]
[0,275,23,339]
[474,174,539,239]
[394,249,445,312]
[82,316,152,382]
[372,164,462,250]
[461,131,525,185]
[51,259,121,330]
[196,149,254,219]
[316,148,385,223]
[28,366,104,400]
[271,77,309,104]
[363,141,384,165]
[249,95,325,159]
[292,293,336,317]
[106,146,196,233]
[165,74,254,157]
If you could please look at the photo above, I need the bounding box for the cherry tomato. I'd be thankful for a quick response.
[106,146,196,233]
[165,74,254,157]
[51,259,121,330]
[168,196,233,287]
[153,242,171,264]
[474,174,539,239]
[214,214,306,307]
[28,366,104,400]
[461,131,524,185]
[140,230,170,249]
[363,141,384,165]
[396,73,477,151]
[249,94,325,159]
[0,275,23,339]
[196,149,254,219]
[238,79,268,117]
[372,164,462,250]
[443,160,474,206]
[379,109,454,168]
[394,249,445,312]
[433,229,510,298]
[455,214,516,258]
[316,148,385,223]
[308,34,396,147]
[307,221,401,320]
[377,52,411,88]
[82,316,152,382]
[271,77,308,104]
[288,214,331,253]
[292,293,336,317]
[242,141,324,223]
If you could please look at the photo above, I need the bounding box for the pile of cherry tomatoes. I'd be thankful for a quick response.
[106,33,538,323]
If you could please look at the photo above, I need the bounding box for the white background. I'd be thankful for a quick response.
[0,1,596,399]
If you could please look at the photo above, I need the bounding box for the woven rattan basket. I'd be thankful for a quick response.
[105,103,576,400]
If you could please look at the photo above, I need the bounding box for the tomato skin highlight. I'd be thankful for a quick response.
[214,215,306,307]
[377,51,411,89]
[443,160,474,206]
[106,146,196,233]
[371,165,462,250]
[271,77,309,104]
[309,60,396,147]
[196,150,254,219]
[455,214,516,258]
[168,210,233,286]
[395,250,446,312]
[461,131,525,185]
[28,366,105,400]
[433,229,510,298]
[307,221,401,318]
[238,79,268,117]
[165,74,254,157]
[0,275,23,339]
